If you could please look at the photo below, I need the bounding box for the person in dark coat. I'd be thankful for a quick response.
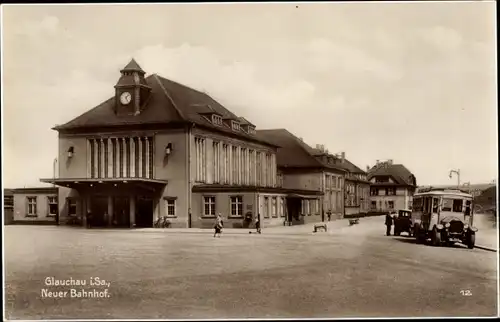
[327,210,332,222]
[385,212,393,236]
[255,214,261,234]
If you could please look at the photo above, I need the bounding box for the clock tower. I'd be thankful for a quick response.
[114,58,152,116]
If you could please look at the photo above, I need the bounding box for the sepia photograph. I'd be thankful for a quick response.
[1,1,498,320]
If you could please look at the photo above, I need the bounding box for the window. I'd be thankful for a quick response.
[47,196,58,216]
[213,142,220,184]
[452,199,463,213]
[432,198,440,213]
[230,196,243,217]
[371,201,377,209]
[165,198,176,217]
[256,152,262,186]
[388,201,394,209]
[441,198,453,212]
[223,144,230,184]
[271,197,277,218]
[376,177,389,183]
[26,197,37,217]
[248,126,256,135]
[231,121,240,131]
[204,196,216,217]
[326,175,331,189]
[263,197,269,218]
[332,176,337,188]
[232,146,238,185]
[413,197,423,212]
[387,188,396,196]
[68,198,77,216]
[195,137,207,183]
[212,114,223,125]
[370,188,378,196]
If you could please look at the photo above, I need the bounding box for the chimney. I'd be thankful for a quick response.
[316,144,321,150]
[321,144,325,152]
[366,165,370,172]
[341,152,345,163]
[376,160,380,165]
[388,159,393,165]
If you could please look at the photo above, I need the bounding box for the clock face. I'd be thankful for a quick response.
[120,92,132,105]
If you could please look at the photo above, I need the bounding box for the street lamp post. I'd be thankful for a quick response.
[449,169,460,189]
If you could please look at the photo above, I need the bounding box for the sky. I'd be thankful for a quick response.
[1,2,497,188]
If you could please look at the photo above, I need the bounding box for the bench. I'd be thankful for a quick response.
[313,223,328,233]
[349,219,360,226]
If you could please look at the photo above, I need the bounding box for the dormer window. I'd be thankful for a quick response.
[212,114,223,126]
[248,126,256,135]
[231,121,240,131]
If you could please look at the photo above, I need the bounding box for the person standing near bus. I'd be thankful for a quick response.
[385,212,393,236]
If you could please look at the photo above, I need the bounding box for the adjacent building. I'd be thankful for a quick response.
[308,144,370,217]
[41,59,321,229]
[4,189,14,225]
[256,129,354,221]
[367,160,417,212]
[8,187,59,224]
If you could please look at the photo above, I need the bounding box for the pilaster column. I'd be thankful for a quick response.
[100,138,106,178]
[107,138,113,178]
[122,138,127,177]
[93,140,99,178]
[115,138,121,177]
[130,137,136,177]
[86,139,91,178]
[138,137,143,178]
[145,137,150,178]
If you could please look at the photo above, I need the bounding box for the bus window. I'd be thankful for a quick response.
[432,198,439,213]
[441,198,453,212]
[452,199,463,212]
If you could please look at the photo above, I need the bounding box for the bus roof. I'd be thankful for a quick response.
[414,189,473,199]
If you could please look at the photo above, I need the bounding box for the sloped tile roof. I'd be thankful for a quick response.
[54,73,276,147]
[368,163,417,186]
[256,129,345,172]
[121,59,144,73]
[340,158,365,174]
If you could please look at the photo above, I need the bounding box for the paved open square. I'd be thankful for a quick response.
[4,217,498,319]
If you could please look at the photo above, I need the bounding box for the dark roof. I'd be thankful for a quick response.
[340,159,365,174]
[368,163,417,186]
[238,117,255,127]
[121,58,145,73]
[256,129,345,172]
[53,72,277,148]
[12,187,58,194]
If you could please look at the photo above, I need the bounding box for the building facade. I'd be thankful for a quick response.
[256,129,346,222]
[4,189,14,225]
[368,160,417,212]
[340,160,370,216]
[10,187,58,224]
[41,59,320,229]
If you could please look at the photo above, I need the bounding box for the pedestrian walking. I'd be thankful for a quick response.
[255,214,261,234]
[213,213,224,238]
[327,210,332,222]
[385,212,393,236]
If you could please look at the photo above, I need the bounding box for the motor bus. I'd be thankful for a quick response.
[411,188,476,249]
